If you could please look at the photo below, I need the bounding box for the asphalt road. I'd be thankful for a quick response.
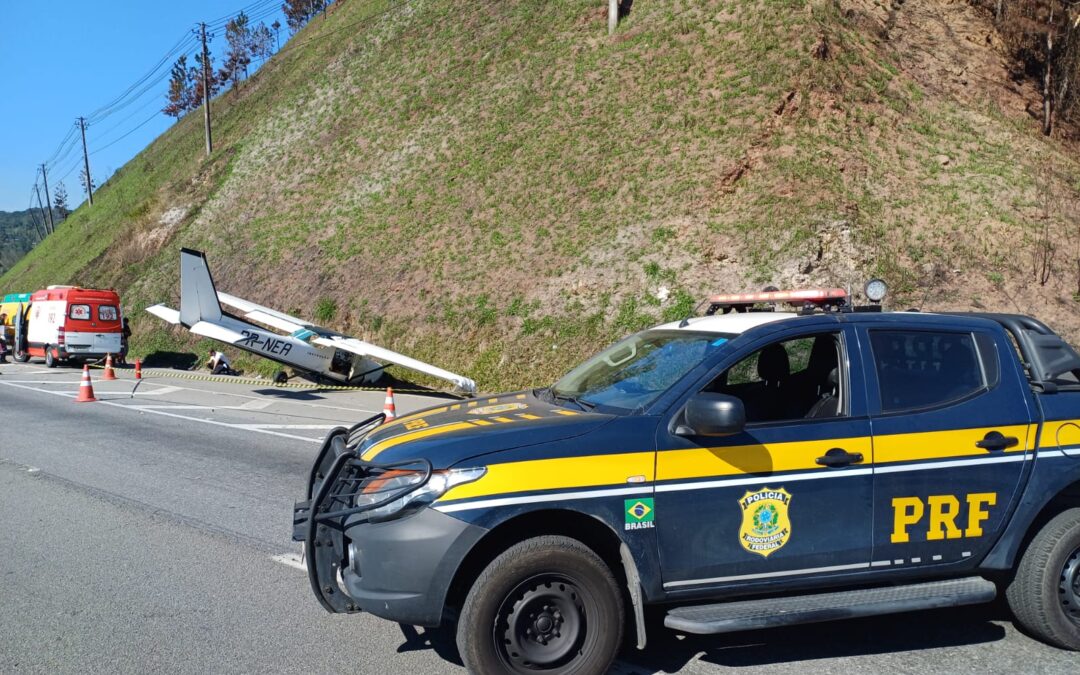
[0,363,1075,673]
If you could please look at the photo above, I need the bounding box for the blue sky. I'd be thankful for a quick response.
[0,0,287,213]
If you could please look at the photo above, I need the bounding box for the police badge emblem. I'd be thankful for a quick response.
[738,487,792,557]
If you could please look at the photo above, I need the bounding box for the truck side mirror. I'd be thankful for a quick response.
[677,393,746,437]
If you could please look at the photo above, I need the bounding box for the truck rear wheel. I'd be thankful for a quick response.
[1006,507,1080,650]
[456,535,624,674]
[44,347,56,368]
[13,347,29,363]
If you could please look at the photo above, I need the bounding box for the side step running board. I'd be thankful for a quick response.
[665,576,996,635]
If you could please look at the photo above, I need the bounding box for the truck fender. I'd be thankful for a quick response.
[619,542,647,650]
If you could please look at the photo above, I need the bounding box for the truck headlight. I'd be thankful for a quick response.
[355,466,486,522]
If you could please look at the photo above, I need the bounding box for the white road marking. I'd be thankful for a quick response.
[237,424,339,430]
[271,552,307,571]
[0,379,321,443]
[239,399,276,410]
[2,365,379,415]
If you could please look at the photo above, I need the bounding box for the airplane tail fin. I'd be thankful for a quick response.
[178,248,223,328]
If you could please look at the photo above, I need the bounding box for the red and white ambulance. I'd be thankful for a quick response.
[18,286,123,367]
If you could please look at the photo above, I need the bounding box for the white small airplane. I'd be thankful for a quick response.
[146,249,477,394]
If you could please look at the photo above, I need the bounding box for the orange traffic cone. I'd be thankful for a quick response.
[102,354,117,381]
[134,358,142,380]
[75,364,98,403]
[382,387,397,422]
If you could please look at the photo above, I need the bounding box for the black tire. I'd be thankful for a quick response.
[456,535,624,675]
[13,348,29,363]
[1006,507,1080,650]
[274,370,289,384]
[44,346,56,368]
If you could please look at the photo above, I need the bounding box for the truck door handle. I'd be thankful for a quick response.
[816,448,864,467]
[975,431,1019,452]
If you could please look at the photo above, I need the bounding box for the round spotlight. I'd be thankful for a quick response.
[864,278,888,303]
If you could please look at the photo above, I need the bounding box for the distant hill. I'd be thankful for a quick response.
[0,209,50,279]
[3,0,1080,390]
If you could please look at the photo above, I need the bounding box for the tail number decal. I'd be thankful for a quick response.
[890,493,997,543]
[239,329,293,357]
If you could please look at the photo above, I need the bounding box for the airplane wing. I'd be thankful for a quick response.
[146,304,181,325]
[313,336,478,395]
[189,321,249,345]
[217,292,311,335]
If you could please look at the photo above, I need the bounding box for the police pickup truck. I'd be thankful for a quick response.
[294,284,1080,674]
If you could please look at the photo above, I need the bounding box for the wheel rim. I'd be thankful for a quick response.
[495,574,588,672]
[1061,544,1080,625]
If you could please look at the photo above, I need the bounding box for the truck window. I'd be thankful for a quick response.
[869,329,988,413]
[69,304,91,320]
[705,332,844,423]
[99,305,118,321]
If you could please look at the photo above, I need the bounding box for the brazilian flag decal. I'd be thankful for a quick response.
[624,498,655,530]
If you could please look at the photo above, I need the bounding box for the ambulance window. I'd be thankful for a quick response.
[69,304,91,320]
[99,305,118,321]
[869,330,986,413]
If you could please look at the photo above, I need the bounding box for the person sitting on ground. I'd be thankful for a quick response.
[206,349,237,375]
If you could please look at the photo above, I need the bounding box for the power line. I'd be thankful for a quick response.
[44,126,78,165]
[89,90,174,145]
[206,0,279,28]
[90,109,163,155]
[86,31,199,123]
[85,44,201,126]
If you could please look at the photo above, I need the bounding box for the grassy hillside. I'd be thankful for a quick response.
[4,0,1080,391]
[0,209,50,275]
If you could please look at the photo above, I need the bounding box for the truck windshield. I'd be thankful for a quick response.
[551,330,734,412]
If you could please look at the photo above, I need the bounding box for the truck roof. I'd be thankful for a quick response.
[653,312,800,335]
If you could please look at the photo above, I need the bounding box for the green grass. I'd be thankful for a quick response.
[4,0,1080,391]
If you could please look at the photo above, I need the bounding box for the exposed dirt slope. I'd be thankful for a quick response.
[3,0,1080,390]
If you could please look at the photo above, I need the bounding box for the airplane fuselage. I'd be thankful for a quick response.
[220,318,380,384]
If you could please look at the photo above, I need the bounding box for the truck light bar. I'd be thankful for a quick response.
[704,288,850,315]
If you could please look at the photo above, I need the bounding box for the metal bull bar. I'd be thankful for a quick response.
[292,413,434,613]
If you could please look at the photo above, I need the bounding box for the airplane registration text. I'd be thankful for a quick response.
[239,329,294,357]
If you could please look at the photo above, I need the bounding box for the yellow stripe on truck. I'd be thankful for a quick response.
[872,425,1031,464]
[362,421,476,461]
[444,451,656,502]
[656,436,874,481]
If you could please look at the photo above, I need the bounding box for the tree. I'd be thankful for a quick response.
[190,50,219,106]
[163,55,194,118]
[78,166,96,200]
[272,20,282,51]
[219,12,253,90]
[52,182,69,221]
[251,22,275,63]
[283,0,327,33]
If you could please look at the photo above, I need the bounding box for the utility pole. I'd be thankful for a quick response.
[608,0,618,35]
[77,117,94,206]
[200,22,213,156]
[34,183,52,236]
[29,189,48,241]
[39,164,55,234]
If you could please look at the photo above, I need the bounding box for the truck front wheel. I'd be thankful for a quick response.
[457,535,624,674]
[1006,507,1080,650]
